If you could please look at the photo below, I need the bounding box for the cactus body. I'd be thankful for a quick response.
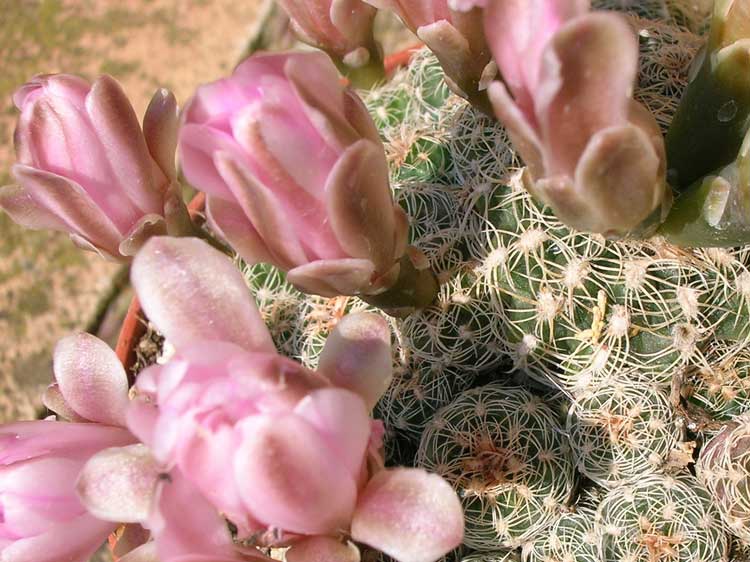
[567,378,684,487]
[699,417,750,545]
[416,384,576,550]
[522,507,599,562]
[596,473,728,562]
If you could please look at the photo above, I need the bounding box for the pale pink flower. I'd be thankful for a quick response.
[0,332,136,562]
[0,421,134,562]
[0,74,180,259]
[276,0,379,68]
[78,236,463,562]
[363,0,493,110]
[484,0,671,236]
[178,52,424,304]
[124,236,393,537]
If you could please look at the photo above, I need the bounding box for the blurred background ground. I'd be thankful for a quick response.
[0,0,269,422]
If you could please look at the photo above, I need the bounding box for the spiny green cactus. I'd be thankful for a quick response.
[698,415,750,544]
[521,506,599,562]
[684,341,750,423]
[416,383,576,551]
[375,361,476,442]
[567,378,685,487]
[462,551,519,562]
[596,473,728,562]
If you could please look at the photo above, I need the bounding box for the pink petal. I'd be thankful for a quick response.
[485,0,589,110]
[218,117,345,263]
[23,94,142,233]
[0,513,115,562]
[287,258,375,297]
[228,351,329,413]
[143,88,179,180]
[0,184,68,231]
[325,140,395,274]
[11,164,123,257]
[205,195,273,265]
[85,75,167,215]
[294,388,371,479]
[0,421,134,466]
[119,541,159,562]
[1,457,88,530]
[13,75,88,111]
[253,71,341,195]
[174,425,261,537]
[213,153,309,269]
[351,468,464,562]
[178,123,245,201]
[148,468,240,562]
[284,52,358,152]
[318,312,392,409]
[131,236,275,353]
[286,537,361,562]
[76,444,160,523]
[41,383,86,422]
[234,415,357,535]
[182,74,259,126]
[126,396,160,448]
[535,11,637,177]
[53,333,129,426]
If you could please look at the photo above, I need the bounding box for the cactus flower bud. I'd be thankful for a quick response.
[484,0,671,237]
[363,0,494,114]
[276,0,384,86]
[179,52,437,315]
[0,74,185,260]
[666,0,750,190]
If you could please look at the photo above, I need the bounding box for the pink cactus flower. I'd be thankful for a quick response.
[178,53,437,313]
[483,0,671,236]
[0,74,181,259]
[77,236,463,562]
[125,236,394,536]
[363,0,493,112]
[0,331,139,562]
[0,421,134,562]
[130,343,372,536]
[276,0,379,69]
